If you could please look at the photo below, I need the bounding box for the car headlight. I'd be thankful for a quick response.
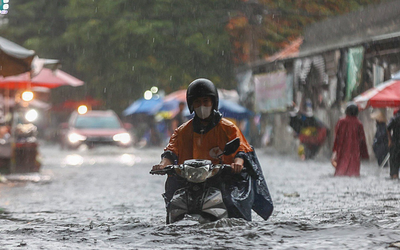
[113,133,131,144]
[68,133,87,144]
[182,165,211,183]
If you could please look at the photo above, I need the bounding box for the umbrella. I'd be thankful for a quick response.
[183,99,252,120]
[354,74,400,109]
[157,89,187,118]
[219,99,252,120]
[123,97,163,116]
[161,89,239,105]
[0,68,84,89]
[164,89,187,103]
[289,113,325,134]
[0,36,35,77]
[159,89,243,119]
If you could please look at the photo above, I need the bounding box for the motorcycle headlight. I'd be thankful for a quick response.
[68,133,87,144]
[113,133,131,144]
[183,165,211,183]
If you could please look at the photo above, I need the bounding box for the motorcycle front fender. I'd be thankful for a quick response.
[167,187,227,224]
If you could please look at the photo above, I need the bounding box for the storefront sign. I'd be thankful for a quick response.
[254,71,293,112]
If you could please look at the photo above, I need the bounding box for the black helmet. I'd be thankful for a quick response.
[345,102,359,116]
[186,78,219,114]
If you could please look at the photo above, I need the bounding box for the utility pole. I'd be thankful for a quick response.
[240,0,265,146]
[243,0,264,64]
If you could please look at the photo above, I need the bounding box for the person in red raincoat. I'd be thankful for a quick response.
[331,102,369,176]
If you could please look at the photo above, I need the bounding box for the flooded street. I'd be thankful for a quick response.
[0,143,400,249]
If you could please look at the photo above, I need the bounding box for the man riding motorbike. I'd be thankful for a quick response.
[152,78,273,222]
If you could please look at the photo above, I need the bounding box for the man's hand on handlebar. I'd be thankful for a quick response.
[152,157,244,174]
[231,157,244,174]
[151,158,173,174]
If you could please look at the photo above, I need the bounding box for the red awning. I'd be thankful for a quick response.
[0,68,84,89]
[354,79,400,109]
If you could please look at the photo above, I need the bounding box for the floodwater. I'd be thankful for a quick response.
[0,143,399,249]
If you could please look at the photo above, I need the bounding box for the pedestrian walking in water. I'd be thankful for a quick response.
[331,102,369,177]
[387,109,400,179]
[371,109,389,167]
[289,100,328,160]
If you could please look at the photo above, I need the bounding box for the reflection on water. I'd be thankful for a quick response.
[58,146,141,167]
[119,153,139,166]
[65,154,84,166]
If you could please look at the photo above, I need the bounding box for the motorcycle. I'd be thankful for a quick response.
[150,138,241,224]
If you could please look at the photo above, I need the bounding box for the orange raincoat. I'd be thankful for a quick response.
[164,117,252,164]
[161,112,273,221]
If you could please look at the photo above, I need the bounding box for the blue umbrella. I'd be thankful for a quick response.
[183,99,252,120]
[159,99,181,112]
[219,99,252,120]
[122,97,163,116]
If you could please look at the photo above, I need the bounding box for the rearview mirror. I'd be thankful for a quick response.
[223,138,240,156]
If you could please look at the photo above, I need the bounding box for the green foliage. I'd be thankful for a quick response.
[0,0,388,114]
[1,0,240,113]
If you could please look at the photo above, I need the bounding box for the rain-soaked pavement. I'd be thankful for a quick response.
[0,142,399,249]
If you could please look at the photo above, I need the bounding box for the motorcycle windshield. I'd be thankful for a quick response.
[182,165,211,183]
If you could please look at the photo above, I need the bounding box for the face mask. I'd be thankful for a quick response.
[194,106,212,119]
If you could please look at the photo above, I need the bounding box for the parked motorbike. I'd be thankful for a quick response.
[0,107,41,174]
[150,138,241,224]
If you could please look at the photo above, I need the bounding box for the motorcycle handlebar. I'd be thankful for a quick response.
[149,164,238,176]
[149,165,174,175]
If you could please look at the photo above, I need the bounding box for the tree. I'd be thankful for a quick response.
[0,0,388,114]
[2,0,242,113]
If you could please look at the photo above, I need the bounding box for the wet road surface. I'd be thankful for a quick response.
[0,143,399,249]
